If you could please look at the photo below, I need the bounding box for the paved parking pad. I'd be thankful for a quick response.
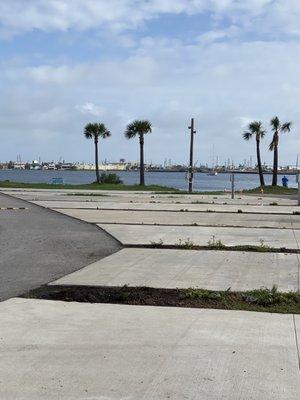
[3,189,298,205]
[51,248,299,291]
[98,223,300,249]
[51,208,300,228]
[31,199,300,214]
[0,298,299,400]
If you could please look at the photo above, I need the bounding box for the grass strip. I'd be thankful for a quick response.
[245,185,297,195]
[128,243,300,254]
[0,180,178,192]
[21,285,300,314]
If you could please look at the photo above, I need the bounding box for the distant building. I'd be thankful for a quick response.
[13,162,26,170]
[75,162,128,171]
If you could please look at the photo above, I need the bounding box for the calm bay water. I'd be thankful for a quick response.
[0,170,297,192]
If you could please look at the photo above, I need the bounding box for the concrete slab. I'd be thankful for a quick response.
[0,298,299,400]
[52,208,300,229]
[31,199,300,214]
[3,189,297,206]
[51,248,299,291]
[97,223,300,250]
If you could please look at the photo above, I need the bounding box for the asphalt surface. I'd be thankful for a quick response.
[0,192,121,301]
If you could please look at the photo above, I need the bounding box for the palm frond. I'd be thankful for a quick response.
[248,121,260,131]
[281,122,292,133]
[84,122,111,139]
[270,116,280,131]
[243,120,265,140]
[125,119,152,139]
[84,131,93,139]
[243,131,252,140]
[259,130,266,139]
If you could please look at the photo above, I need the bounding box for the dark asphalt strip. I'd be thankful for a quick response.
[0,192,121,301]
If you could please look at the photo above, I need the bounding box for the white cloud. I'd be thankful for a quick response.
[1,36,300,165]
[197,26,240,44]
[75,103,104,117]
[0,0,300,38]
[0,1,299,165]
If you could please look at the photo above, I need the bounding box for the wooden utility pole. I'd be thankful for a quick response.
[230,173,235,199]
[297,172,300,206]
[188,118,196,193]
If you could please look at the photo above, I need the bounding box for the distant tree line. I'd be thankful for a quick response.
[82,115,292,188]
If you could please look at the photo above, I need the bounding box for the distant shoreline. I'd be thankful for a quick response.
[0,169,297,175]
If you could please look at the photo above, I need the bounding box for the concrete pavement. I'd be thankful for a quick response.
[97,223,300,249]
[51,248,299,291]
[0,298,299,400]
[1,188,299,400]
[3,188,298,205]
[50,207,300,228]
[31,199,300,214]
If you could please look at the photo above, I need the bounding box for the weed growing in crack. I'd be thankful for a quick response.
[150,239,164,246]
[182,288,223,301]
[258,239,271,251]
[207,236,226,249]
[242,285,287,306]
[176,238,196,249]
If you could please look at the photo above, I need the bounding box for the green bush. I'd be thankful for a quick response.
[98,173,123,184]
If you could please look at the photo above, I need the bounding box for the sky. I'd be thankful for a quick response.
[0,0,299,167]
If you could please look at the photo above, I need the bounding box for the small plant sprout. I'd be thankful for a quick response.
[150,239,164,246]
[176,238,196,249]
[258,239,270,250]
[207,236,226,249]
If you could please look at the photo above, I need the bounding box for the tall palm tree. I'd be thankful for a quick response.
[84,122,111,184]
[243,121,266,187]
[125,120,152,186]
[269,117,292,186]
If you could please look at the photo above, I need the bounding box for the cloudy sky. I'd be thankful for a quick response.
[0,0,299,166]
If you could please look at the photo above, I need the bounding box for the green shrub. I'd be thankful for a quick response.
[243,285,285,306]
[98,173,123,184]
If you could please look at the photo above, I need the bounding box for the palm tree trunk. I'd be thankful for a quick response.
[272,145,278,186]
[139,134,145,186]
[94,138,100,184]
[256,139,265,187]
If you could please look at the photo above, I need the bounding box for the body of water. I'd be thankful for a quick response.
[0,170,297,191]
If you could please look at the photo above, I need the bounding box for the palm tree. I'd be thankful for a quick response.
[125,120,152,186]
[269,117,292,186]
[84,122,111,184]
[243,121,266,187]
